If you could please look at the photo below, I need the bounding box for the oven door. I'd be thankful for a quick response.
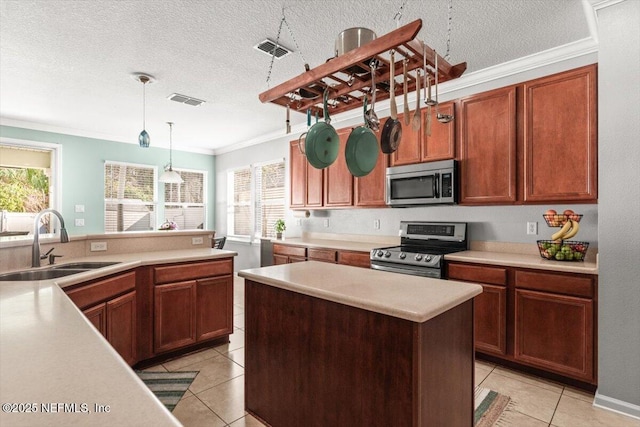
[386,169,440,206]
[371,261,442,279]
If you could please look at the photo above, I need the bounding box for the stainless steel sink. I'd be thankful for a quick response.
[0,268,90,281]
[51,262,120,270]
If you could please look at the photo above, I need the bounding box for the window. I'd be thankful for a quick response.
[104,161,156,232]
[163,169,207,230]
[227,160,285,241]
[0,139,61,234]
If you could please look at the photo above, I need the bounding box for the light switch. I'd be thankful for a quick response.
[75,218,85,227]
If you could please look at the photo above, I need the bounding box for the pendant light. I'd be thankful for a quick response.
[158,122,183,184]
[133,73,155,148]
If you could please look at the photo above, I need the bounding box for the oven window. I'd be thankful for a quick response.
[390,175,435,199]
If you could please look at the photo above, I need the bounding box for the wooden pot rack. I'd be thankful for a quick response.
[258,19,467,119]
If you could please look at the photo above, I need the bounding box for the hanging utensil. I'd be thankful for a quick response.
[364,59,380,131]
[286,104,291,134]
[434,51,454,124]
[346,94,379,177]
[412,68,421,132]
[424,44,437,107]
[297,108,312,155]
[381,50,402,154]
[304,89,340,169]
[403,59,410,125]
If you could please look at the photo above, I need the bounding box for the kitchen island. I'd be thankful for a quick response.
[238,261,483,427]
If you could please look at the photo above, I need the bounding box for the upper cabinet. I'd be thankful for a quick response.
[458,64,597,205]
[459,86,518,204]
[522,65,597,202]
[390,113,422,166]
[324,128,354,207]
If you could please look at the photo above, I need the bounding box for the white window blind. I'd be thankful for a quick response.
[163,169,207,230]
[227,159,285,241]
[104,161,156,232]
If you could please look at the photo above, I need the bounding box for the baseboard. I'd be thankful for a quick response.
[593,391,640,420]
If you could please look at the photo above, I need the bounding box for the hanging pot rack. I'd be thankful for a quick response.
[258,19,466,118]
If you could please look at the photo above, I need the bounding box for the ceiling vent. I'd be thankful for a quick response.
[254,39,292,59]
[167,93,206,107]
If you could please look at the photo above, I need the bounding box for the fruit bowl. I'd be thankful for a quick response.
[537,240,589,261]
[543,213,583,227]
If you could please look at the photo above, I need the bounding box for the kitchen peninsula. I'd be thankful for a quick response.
[238,261,483,427]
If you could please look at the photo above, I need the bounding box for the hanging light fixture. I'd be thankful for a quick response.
[132,73,155,148]
[158,122,184,183]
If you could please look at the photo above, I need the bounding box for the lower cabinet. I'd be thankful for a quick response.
[273,244,307,264]
[66,271,137,366]
[153,259,234,355]
[273,243,370,268]
[447,261,597,385]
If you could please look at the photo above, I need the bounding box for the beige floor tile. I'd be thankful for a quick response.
[229,414,266,426]
[234,304,244,315]
[141,364,168,372]
[475,365,492,387]
[172,395,227,427]
[475,359,496,370]
[197,375,247,424]
[562,386,595,403]
[481,370,561,423]
[493,365,564,393]
[494,407,550,426]
[181,389,193,400]
[215,329,245,354]
[226,347,245,368]
[551,394,640,427]
[234,312,245,329]
[162,348,220,371]
[177,353,244,394]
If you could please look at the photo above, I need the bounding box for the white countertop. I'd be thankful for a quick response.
[445,250,598,275]
[239,261,483,323]
[0,249,236,427]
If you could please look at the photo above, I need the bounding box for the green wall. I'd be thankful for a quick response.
[0,125,215,235]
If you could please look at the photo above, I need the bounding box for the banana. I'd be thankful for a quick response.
[562,219,580,240]
[551,220,573,241]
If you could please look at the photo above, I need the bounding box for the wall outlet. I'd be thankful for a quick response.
[192,237,204,245]
[74,218,85,226]
[90,241,107,252]
[527,221,538,235]
[374,219,380,230]
[323,219,330,228]
[74,204,85,213]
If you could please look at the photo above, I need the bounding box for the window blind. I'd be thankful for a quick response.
[104,162,156,232]
[163,169,206,229]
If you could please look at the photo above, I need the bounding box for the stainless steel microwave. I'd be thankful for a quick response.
[386,159,458,206]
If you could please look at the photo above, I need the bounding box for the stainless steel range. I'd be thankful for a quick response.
[370,221,468,278]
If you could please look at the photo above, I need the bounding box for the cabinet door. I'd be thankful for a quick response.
[337,250,370,268]
[459,86,517,204]
[390,112,421,166]
[514,289,594,382]
[324,128,353,207]
[288,256,307,263]
[421,102,456,161]
[273,254,289,265]
[107,290,137,366]
[290,140,307,208]
[83,303,106,337]
[196,276,233,342]
[154,281,197,353]
[354,128,388,207]
[474,285,507,355]
[307,163,324,207]
[523,65,597,202]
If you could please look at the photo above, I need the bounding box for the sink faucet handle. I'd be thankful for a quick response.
[41,247,55,260]
[48,253,63,265]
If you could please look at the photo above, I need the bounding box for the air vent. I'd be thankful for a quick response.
[167,93,206,107]
[254,39,292,59]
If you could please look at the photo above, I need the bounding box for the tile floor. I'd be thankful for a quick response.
[143,276,640,427]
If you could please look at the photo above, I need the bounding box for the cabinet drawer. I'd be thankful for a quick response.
[308,248,337,263]
[273,244,307,258]
[515,270,593,298]
[154,259,233,284]
[447,263,507,286]
[66,271,136,310]
[337,250,370,268]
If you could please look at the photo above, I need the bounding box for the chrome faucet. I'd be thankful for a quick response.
[32,209,69,267]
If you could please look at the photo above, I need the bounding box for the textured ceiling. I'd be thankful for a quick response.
[0,0,591,153]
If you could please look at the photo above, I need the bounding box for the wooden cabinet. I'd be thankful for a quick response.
[514,269,595,383]
[153,259,234,355]
[290,139,324,208]
[459,86,518,204]
[421,102,456,161]
[337,250,371,268]
[447,263,507,355]
[274,243,370,268]
[65,271,137,366]
[324,128,353,207]
[390,112,422,166]
[273,243,307,264]
[354,128,388,207]
[307,248,337,263]
[522,65,597,202]
[446,261,597,385]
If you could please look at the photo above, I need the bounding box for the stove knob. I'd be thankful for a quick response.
[399,252,406,260]
[376,250,384,257]
[384,251,391,258]
[425,255,433,262]
[414,254,423,261]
